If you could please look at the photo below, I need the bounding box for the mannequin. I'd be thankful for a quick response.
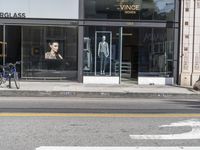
[98,36,109,75]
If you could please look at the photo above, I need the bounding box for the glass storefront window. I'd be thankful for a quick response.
[138,28,174,77]
[22,26,78,80]
[84,0,175,21]
[83,26,121,77]
[84,26,175,79]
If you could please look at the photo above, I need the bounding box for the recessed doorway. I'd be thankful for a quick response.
[121,27,139,84]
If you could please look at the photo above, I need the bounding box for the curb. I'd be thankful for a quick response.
[0,90,200,99]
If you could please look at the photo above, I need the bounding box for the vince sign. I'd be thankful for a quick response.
[118,0,140,14]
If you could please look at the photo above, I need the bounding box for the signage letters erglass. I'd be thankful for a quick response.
[0,12,26,18]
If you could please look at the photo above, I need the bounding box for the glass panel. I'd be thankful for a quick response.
[138,28,174,77]
[0,26,3,65]
[122,28,139,80]
[4,26,22,77]
[0,26,5,65]
[84,0,175,21]
[141,0,175,20]
[22,26,78,80]
[5,26,21,64]
[83,26,121,77]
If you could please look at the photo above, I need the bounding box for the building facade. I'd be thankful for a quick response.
[0,0,191,85]
[179,0,200,86]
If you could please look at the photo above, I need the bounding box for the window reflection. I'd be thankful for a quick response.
[22,26,78,80]
[153,0,175,20]
[138,28,174,77]
[83,26,121,76]
[84,0,175,21]
[0,26,3,65]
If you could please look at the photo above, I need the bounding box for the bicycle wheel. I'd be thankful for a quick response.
[14,72,20,89]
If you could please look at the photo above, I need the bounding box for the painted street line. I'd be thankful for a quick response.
[130,119,200,140]
[36,147,200,150]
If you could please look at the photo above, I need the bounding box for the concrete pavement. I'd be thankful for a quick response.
[0,81,199,98]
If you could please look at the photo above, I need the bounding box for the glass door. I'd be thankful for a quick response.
[3,26,22,77]
[121,27,139,84]
[4,26,21,64]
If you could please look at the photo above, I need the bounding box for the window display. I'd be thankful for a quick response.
[83,26,121,77]
[138,28,174,77]
[95,32,112,75]
[22,26,78,80]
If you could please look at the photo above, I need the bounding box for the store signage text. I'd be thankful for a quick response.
[118,0,140,14]
[119,4,140,14]
[0,12,26,18]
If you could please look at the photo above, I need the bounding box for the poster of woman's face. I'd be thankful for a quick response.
[50,42,59,53]
[45,41,63,60]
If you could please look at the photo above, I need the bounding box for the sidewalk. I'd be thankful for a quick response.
[0,81,200,98]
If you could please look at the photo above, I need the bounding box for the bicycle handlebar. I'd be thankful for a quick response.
[7,61,21,67]
[0,61,21,68]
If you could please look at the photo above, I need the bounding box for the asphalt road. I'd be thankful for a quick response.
[0,97,200,150]
[0,97,200,113]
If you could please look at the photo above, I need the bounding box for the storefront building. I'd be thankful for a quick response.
[82,0,179,85]
[0,0,181,85]
[0,0,79,81]
[179,0,200,86]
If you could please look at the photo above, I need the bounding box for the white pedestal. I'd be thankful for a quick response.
[138,77,174,85]
[83,76,120,84]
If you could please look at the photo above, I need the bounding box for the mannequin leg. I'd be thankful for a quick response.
[100,52,103,75]
[103,55,106,74]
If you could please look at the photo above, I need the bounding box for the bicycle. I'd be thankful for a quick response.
[0,61,21,89]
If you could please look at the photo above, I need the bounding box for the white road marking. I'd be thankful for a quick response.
[130,119,200,140]
[36,147,200,150]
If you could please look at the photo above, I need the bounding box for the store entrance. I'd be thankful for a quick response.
[5,26,21,64]
[5,26,21,76]
[121,27,139,84]
[0,26,21,75]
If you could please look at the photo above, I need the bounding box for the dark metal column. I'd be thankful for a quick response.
[77,0,84,82]
[3,25,5,65]
[172,0,180,85]
[119,27,123,84]
[173,28,179,85]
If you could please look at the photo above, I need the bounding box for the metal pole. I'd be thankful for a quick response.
[119,27,123,84]
[109,32,112,76]
[21,26,23,78]
[3,25,5,65]
[95,32,97,76]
